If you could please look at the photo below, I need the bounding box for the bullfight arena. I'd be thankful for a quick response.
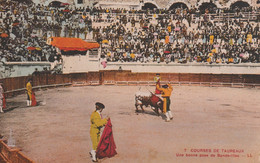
[0,85,260,163]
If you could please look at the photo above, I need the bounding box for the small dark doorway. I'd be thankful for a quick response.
[169,2,188,10]
[199,2,217,13]
[78,0,83,4]
[230,1,250,10]
[142,3,158,10]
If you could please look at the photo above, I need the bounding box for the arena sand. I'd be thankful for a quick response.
[0,85,260,163]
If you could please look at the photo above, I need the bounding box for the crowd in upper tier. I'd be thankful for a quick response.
[0,0,259,64]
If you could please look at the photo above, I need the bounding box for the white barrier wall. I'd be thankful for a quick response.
[106,62,260,74]
[62,55,100,73]
[62,57,260,74]
[0,62,51,78]
[2,60,260,78]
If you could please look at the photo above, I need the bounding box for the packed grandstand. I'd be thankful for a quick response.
[0,0,259,65]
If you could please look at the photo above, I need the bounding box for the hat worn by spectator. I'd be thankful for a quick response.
[96,102,105,109]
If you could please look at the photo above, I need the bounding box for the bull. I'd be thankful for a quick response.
[135,91,163,116]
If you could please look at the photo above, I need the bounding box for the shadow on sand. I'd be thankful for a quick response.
[135,109,165,120]
[3,101,43,113]
[3,106,19,113]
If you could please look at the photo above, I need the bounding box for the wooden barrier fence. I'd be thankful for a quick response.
[0,140,34,163]
[1,71,260,97]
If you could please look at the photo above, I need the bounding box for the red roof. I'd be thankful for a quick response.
[50,37,100,51]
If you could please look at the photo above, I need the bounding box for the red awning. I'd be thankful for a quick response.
[49,37,100,51]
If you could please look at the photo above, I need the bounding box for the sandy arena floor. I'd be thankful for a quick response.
[0,85,260,163]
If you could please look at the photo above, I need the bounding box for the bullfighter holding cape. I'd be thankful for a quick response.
[89,102,111,162]
[26,79,33,107]
[156,83,173,122]
[90,102,117,162]
[26,78,37,107]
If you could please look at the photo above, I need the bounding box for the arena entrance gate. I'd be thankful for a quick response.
[48,1,70,7]
[169,2,188,10]
[142,3,158,10]
[230,1,250,10]
[199,2,217,13]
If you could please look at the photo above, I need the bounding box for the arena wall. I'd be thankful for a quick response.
[104,62,260,74]
[61,57,260,74]
[1,71,259,98]
[0,62,51,78]
[2,60,260,78]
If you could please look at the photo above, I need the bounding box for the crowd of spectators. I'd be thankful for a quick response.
[99,11,260,64]
[0,0,259,64]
